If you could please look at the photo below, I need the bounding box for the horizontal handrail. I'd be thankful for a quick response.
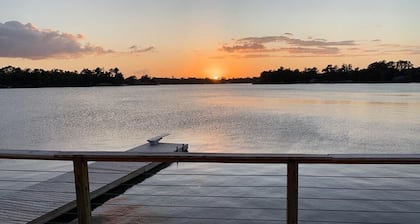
[2,149,420,224]
[1,150,420,164]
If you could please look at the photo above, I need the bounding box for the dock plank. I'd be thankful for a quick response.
[0,142,187,224]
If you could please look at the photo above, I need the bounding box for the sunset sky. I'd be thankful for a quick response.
[1,0,420,78]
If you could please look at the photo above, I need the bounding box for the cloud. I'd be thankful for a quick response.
[242,54,276,58]
[348,41,420,56]
[281,47,339,54]
[379,43,401,48]
[221,34,420,58]
[220,42,265,53]
[220,35,356,55]
[408,49,420,55]
[0,21,111,59]
[313,38,327,42]
[129,45,155,53]
[237,36,355,47]
[363,49,380,53]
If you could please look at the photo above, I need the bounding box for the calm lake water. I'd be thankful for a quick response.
[1,84,420,223]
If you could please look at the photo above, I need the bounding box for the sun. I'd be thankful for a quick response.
[205,66,224,80]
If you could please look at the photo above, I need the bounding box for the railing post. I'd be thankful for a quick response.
[287,161,298,224]
[73,157,92,224]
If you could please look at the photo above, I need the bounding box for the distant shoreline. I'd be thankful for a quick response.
[1,60,420,88]
[2,81,420,89]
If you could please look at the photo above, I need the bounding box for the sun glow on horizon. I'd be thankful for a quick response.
[205,65,225,80]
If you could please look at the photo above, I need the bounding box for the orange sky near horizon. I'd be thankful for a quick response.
[1,0,420,78]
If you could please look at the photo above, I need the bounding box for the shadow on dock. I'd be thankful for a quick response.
[50,162,172,224]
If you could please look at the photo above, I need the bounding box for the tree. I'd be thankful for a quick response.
[322,64,338,73]
[109,67,124,84]
[339,64,353,73]
[140,74,151,82]
[395,60,413,71]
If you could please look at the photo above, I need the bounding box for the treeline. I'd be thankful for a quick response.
[258,60,420,84]
[0,66,256,88]
[0,66,125,87]
[2,60,420,88]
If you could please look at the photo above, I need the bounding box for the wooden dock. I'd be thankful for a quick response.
[0,141,188,224]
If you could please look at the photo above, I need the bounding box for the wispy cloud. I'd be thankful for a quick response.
[281,47,339,54]
[368,42,420,56]
[220,35,356,55]
[220,42,265,53]
[408,49,420,55]
[219,34,420,58]
[242,54,276,58]
[0,21,111,59]
[129,45,155,53]
[239,36,355,46]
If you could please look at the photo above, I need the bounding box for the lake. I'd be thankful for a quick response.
[1,84,420,223]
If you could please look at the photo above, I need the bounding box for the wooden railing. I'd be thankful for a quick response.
[2,150,420,224]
